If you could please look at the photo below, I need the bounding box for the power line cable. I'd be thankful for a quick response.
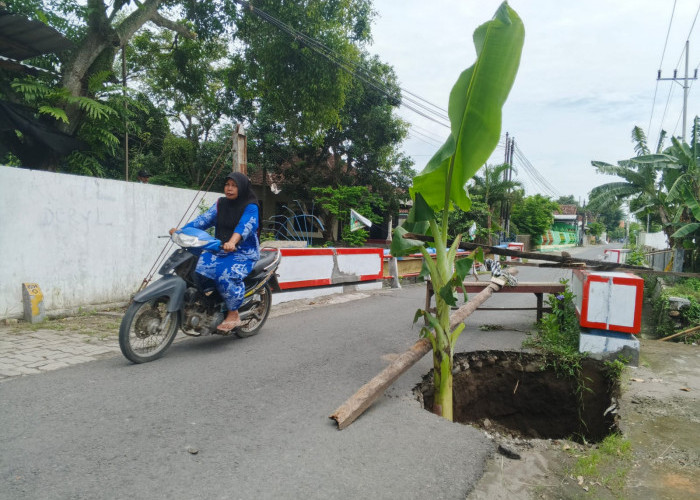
[671,3,700,70]
[512,145,561,197]
[235,0,451,129]
[406,130,443,148]
[236,0,534,185]
[649,0,677,134]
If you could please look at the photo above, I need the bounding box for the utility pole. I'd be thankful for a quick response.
[231,123,247,174]
[499,132,510,238]
[658,40,698,141]
[503,135,515,240]
[122,46,129,181]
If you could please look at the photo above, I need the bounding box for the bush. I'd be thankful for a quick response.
[340,226,369,247]
[652,278,700,342]
[537,280,580,352]
[625,248,646,266]
[524,279,583,377]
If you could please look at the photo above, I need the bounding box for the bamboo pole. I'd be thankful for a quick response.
[329,276,508,430]
[658,324,700,341]
[404,233,700,278]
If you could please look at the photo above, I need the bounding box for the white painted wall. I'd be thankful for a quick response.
[638,231,668,250]
[0,166,220,318]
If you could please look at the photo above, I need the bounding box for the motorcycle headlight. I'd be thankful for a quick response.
[172,232,209,248]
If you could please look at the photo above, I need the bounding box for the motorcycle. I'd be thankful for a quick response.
[119,227,281,363]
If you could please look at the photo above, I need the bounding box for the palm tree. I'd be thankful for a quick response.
[469,163,523,239]
[590,121,700,272]
[589,126,674,242]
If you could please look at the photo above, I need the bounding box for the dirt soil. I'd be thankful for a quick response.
[467,339,700,500]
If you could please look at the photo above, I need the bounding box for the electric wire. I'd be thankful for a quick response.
[649,0,677,134]
[238,0,567,203]
[137,136,235,292]
[512,144,561,198]
[236,0,450,129]
[671,3,700,70]
[407,129,443,148]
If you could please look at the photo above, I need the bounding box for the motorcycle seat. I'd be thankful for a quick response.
[247,250,279,279]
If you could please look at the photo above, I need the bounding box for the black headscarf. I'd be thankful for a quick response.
[215,172,259,243]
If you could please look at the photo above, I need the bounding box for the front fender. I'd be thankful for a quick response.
[133,275,186,313]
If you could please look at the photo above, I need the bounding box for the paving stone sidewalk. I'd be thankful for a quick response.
[0,291,381,382]
[0,328,120,380]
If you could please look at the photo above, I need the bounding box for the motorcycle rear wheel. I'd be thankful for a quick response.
[119,296,180,363]
[236,283,272,338]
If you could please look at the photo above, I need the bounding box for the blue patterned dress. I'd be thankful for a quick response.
[183,203,259,311]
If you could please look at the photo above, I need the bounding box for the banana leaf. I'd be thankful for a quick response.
[410,3,524,212]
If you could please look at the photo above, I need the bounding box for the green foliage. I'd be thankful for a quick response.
[603,357,628,382]
[446,200,497,244]
[312,185,384,243]
[533,280,580,354]
[410,4,524,212]
[625,247,647,266]
[556,194,579,207]
[652,278,700,341]
[469,163,523,213]
[3,0,403,190]
[510,194,559,238]
[238,0,373,142]
[590,119,700,253]
[587,221,605,237]
[340,226,369,247]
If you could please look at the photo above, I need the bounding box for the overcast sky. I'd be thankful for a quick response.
[369,0,700,203]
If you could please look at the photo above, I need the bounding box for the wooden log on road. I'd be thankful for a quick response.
[329,337,431,430]
[658,324,700,341]
[329,276,509,430]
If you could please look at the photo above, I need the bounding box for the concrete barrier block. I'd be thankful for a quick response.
[579,329,640,366]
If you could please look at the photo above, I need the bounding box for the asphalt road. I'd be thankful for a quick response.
[0,245,609,500]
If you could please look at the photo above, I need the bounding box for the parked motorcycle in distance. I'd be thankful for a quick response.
[119,227,281,364]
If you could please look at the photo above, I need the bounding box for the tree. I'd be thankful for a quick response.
[588,221,605,238]
[447,200,494,245]
[321,54,412,210]
[469,163,522,237]
[236,0,374,143]
[587,199,624,233]
[312,185,384,245]
[510,194,559,242]
[662,120,700,241]
[589,126,673,242]
[391,3,524,420]
[1,0,375,172]
[556,195,577,206]
[590,121,700,250]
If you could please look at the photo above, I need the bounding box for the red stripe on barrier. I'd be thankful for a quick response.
[279,248,334,257]
[278,278,333,290]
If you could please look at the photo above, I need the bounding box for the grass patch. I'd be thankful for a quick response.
[570,433,632,494]
[8,320,67,333]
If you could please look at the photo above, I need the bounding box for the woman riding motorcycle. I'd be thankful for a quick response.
[170,172,259,332]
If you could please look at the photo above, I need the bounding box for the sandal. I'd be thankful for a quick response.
[217,318,242,332]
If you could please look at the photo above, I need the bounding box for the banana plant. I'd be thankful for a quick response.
[390,2,524,421]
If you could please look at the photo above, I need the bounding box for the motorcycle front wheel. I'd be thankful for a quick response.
[237,283,272,338]
[119,296,180,363]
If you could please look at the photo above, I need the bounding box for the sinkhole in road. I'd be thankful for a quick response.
[415,351,619,443]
